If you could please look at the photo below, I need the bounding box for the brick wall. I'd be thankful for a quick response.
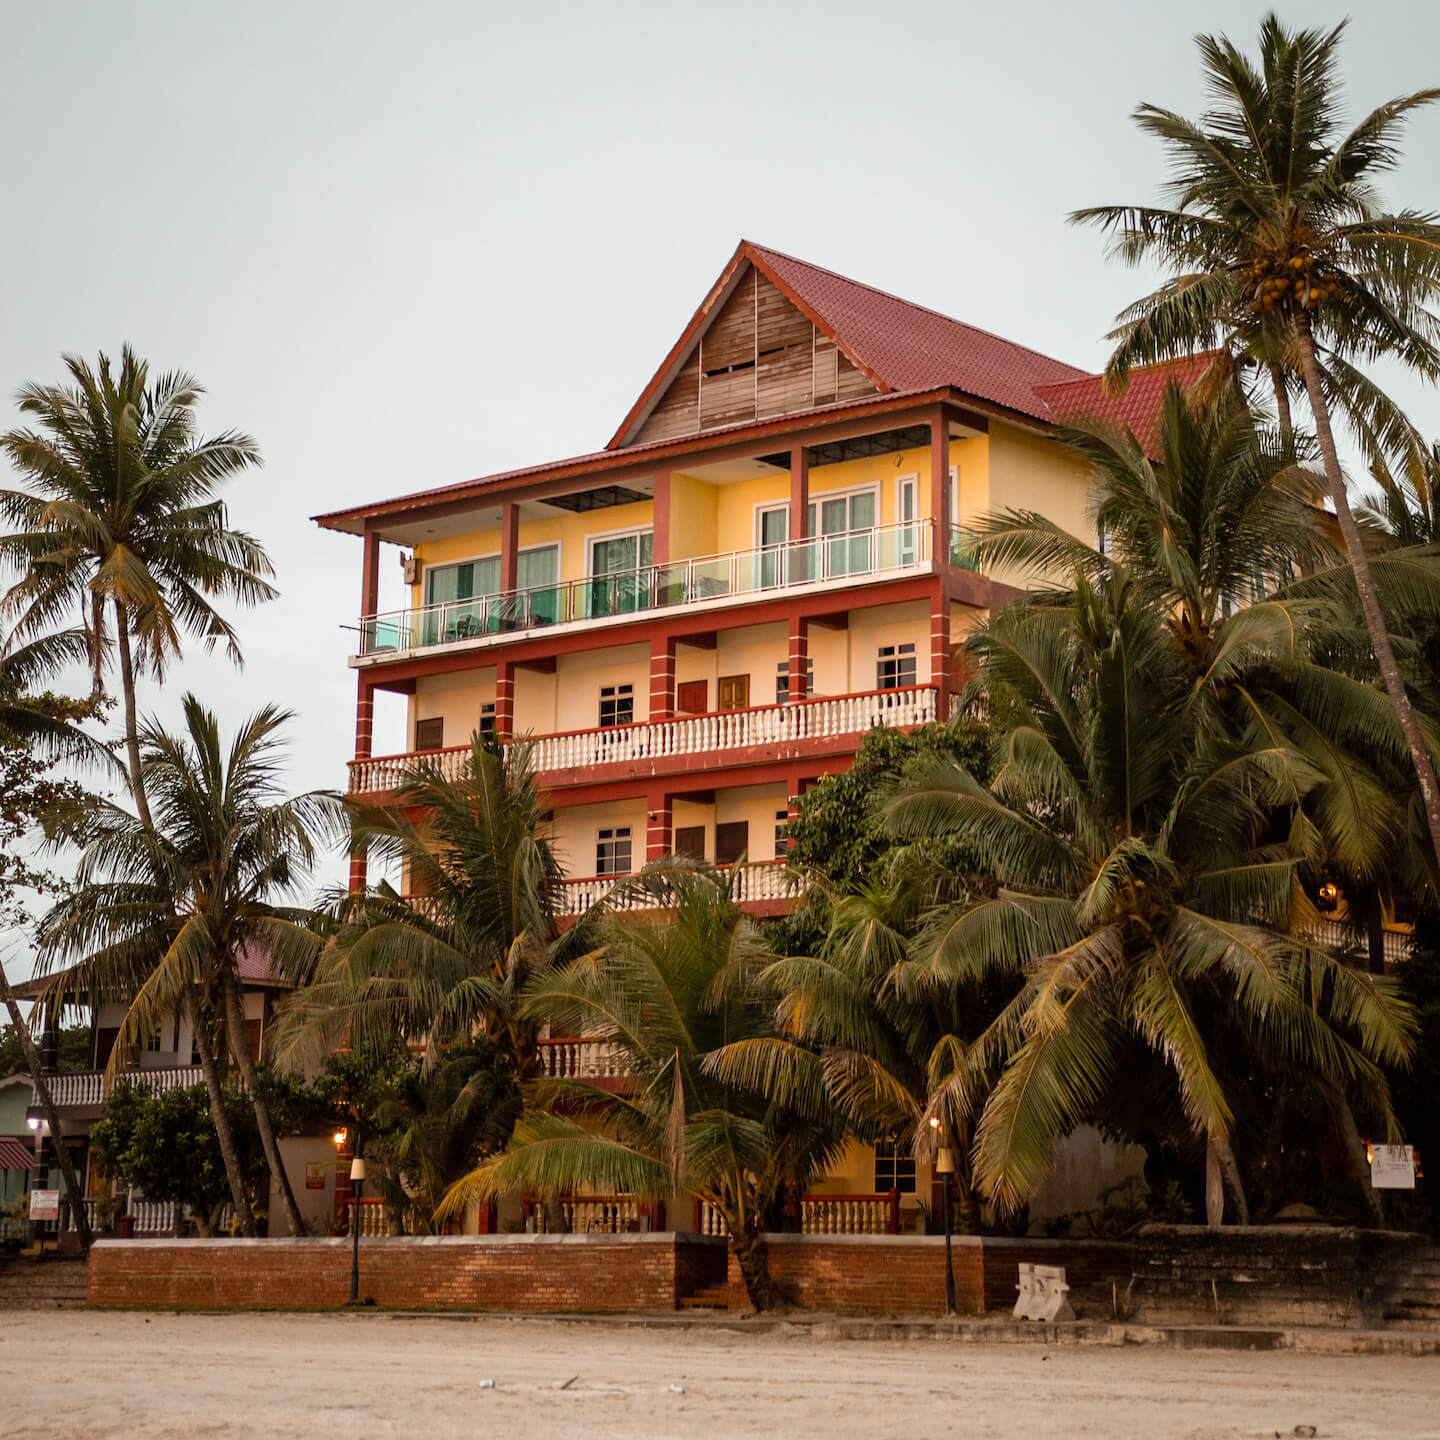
[88,1234,713,1313]
[726,1236,986,1314]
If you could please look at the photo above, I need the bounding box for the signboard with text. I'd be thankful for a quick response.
[29,1189,59,1221]
[1370,1144,1417,1190]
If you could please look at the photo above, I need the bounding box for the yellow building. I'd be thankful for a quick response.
[315,239,1142,1229]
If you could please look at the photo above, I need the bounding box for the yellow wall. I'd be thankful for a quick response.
[983,422,1094,588]
[555,643,650,731]
[668,471,718,560]
[551,799,647,878]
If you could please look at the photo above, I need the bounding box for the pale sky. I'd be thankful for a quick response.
[3,0,1439,952]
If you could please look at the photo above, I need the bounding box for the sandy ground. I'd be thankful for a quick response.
[0,1312,1437,1439]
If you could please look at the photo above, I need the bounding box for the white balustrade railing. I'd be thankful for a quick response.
[36,1065,206,1109]
[348,1198,390,1238]
[358,520,934,658]
[1306,917,1410,967]
[526,1195,643,1234]
[349,686,938,795]
[538,1037,630,1080]
[697,1193,899,1237]
[558,862,793,916]
[129,1199,179,1235]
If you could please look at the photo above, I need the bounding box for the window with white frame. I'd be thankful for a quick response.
[775,658,814,703]
[599,684,634,728]
[874,1138,917,1194]
[877,643,917,690]
[774,809,789,858]
[596,826,632,877]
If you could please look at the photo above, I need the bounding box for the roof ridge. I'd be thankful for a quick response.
[745,240,1092,381]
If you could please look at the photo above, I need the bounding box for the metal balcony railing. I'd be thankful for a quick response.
[349,685,938,795]
[357,520,935,657]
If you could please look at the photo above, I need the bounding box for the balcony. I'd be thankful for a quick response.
[32,1065,205,1111]
[559,860,795,917]
[356,519,934,659]
[349,685,938,795]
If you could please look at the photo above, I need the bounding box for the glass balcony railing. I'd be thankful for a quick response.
[359,518,947,657]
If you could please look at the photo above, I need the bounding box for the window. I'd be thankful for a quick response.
[478,702,496,737]
[145,1026,164,1053]
[599,684,634,728]
[714,821,749,867]
[415,717,444,751]
[808,488,876,577]
[517,545,561,625]
[717,674,750,711]
[424,545,561,637]
[756,505,789,587]
[774,809,789,858]
[896,475,918,566]
[877,643,917,690]
[596,826,632,877]
[676,680,708,714]
[874,1138,917,1195]
[775,658,814,703]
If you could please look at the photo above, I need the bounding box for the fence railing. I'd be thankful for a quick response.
[36,1065,207,1109]
[524,1195,656,1234]
[349,686,938,795]
[559,861,792,916]
[358,520,935,658]
[538,1037,630,1081]
[696,1190,901,1237]
[347,1197,391,1238]
[1307,917,1411,968]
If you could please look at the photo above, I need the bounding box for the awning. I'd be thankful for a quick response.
[0,1138,36,1170]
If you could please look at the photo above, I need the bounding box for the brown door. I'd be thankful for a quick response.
[717,674,750,711]
[676,680,708,714]
[415,717,444,751]
[674,826,706,860]
[714,821,749,866]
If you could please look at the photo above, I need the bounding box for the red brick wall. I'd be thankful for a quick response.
[726,1236,986,1314]
[88,1235,696,1312]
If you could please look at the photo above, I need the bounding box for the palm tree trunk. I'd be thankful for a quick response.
[729,1222,782,1311]
[1327,1087,1385,1228]
[0,960,93,1251]
[112,599,153,830]
[1294,314,1440,868]
[1268,361,1294,449]
[186,989,255,1237]
[221,972,304,1236]
[1214,1134,1250,1226]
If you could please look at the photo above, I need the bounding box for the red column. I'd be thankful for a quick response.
[494,660,515,740]
[787,617,809,703]
[930,597,952,722]
[930,408,950,568]
[646,791,673,863]
[650,637,676,721]
[652,471,671,568]
[789,443,809,580]
[349,675,375,892]
[499,501,519,594]
[360,521,381,618]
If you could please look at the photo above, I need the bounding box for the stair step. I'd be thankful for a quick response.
[678,1283,732,1309]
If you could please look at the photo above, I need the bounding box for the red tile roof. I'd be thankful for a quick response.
[746,242,1091,422]
[1033,354,1217,457]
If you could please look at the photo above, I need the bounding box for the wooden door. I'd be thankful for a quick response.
[674,826,706,860]
[714,821,749,866]
[717,674,750,711]
[676,680,708,714]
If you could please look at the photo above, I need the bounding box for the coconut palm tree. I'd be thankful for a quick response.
[0,346,271,828]
[1072,14,1440,865]
[36,696,343,1236]
[270,734,582,1089]
[439,866,846,1310]
[882,566,1415,1221]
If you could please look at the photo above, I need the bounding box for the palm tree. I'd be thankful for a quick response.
[1073,14,1440,865]
[439,867,846,1310]
[0,346,272,827]
[271,734,581,1090]
[36,696,342,1236]
[882,565,1414,1221]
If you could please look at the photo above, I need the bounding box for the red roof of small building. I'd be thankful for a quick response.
[0,1137,36,1170]
[1034,354,1218,457]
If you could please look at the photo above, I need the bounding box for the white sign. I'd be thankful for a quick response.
[29,1189,60,1221]
[1370,1144,1417,1190]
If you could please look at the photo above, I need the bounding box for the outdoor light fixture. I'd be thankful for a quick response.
[26,1116,40,1132]
[348,1152,366,1304]
[332,1128,347,1148]
[931,1117,957,1317]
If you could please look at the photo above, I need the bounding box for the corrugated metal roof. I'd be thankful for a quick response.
[0,1138,36,1170]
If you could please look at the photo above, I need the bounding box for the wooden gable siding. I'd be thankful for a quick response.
[634,264,879,444]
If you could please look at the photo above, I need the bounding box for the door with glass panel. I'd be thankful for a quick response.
[516,545,561,626]
[896,477,917,567]
[588,531,653,616]
[424,557,500,645]
[810,491,876,578]
[757,506,789,589]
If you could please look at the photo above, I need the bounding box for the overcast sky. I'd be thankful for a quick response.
[3,0,1440,952]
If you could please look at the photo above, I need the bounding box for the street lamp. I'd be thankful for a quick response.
[930,1116,956,1316]
[348,1153,366,1305]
